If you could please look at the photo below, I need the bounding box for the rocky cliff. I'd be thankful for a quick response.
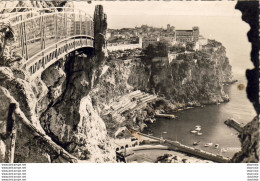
[231,116,259,163]
[230,1,259,163]
[86,42,233,138]
[148,43,232,106]
[0,3,115,163]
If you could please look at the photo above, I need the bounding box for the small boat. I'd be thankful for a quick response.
[204,142,213,147]
[222,148,227,153]
[195,125,201,128]
[190,130,197,134]
[193,141,200,146]
[197,132,203,136]
[163,132,167,134]
[195,127,201,131]
[215,144,219,148]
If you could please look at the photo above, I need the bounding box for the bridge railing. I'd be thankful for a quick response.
[0,7,95,80]
[26,36,94,80]
[1,7,94,61]
[0,7,75,14]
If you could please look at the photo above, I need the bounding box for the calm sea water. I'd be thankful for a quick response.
[144,74,256,158]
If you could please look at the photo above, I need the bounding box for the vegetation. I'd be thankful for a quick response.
[142,42,168,60]
[206,39,222,47]
[168,45,185,53]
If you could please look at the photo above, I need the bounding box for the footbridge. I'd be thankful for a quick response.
[1,7,94,81]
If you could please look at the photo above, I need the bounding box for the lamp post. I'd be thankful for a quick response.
[160,132,167,144]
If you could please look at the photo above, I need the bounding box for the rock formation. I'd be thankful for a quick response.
[230,1,259,163]
[0,3,115,163]
[0,1,258,163]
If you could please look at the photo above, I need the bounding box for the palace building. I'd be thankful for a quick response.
[175,26,200,43]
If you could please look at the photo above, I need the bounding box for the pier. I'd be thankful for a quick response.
[155,113,176,119]
[224,119,243,133]
[127,127,230,163]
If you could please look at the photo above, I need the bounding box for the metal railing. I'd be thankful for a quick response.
[0,7,95,80]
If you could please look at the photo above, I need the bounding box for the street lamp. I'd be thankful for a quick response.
[160,132,167,144]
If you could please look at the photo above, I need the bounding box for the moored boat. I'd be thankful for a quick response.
[193,141,200,146]
[190,130,197,134]
[204,142,213,147]
[195,127,201,131]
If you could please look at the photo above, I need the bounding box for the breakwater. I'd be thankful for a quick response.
[127,127,230,163]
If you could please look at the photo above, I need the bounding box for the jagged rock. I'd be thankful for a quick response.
[0,67,39,127]
[231,117,259,163]
[0,86,51,163]
[0,2,114,163]
[41,62,66,88]
[94,5,107,56]
[0,22,15,65]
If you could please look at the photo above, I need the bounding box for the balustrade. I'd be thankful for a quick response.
[0,7,94,80]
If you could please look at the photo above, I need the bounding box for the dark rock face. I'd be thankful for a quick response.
[93,5,107,67]
[232,117,259,163]
[0,4,115,162]
[36,6,114,162]
[143,44,232,106]
[88,43,232,135]
[230,1,259,163]
[235,1,259,114]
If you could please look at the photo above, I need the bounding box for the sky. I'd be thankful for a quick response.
[75,1,254,77]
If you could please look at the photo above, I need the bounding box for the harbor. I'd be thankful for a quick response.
[119,127,230,163]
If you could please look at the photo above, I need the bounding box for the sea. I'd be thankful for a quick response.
[141,13,256,159]
[144,72,256,158]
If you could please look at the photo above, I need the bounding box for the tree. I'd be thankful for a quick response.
[186,42,194,51]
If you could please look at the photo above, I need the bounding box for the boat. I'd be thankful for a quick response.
[190,130,197,134]
[197,132,203,136]
[163,132,167,134]
[193,141,200,146]
[215,144,219,148]
[195,127,201,131]
[222,148,227,153]
[195,125,201,128]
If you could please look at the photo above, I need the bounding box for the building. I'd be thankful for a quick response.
[199,37,208,46]
[175,30,193,43]
[175,26,200,43]
[192,26,200,41]
[168,52,178,63]
[142,36,160,48]
[106,32,111,39]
